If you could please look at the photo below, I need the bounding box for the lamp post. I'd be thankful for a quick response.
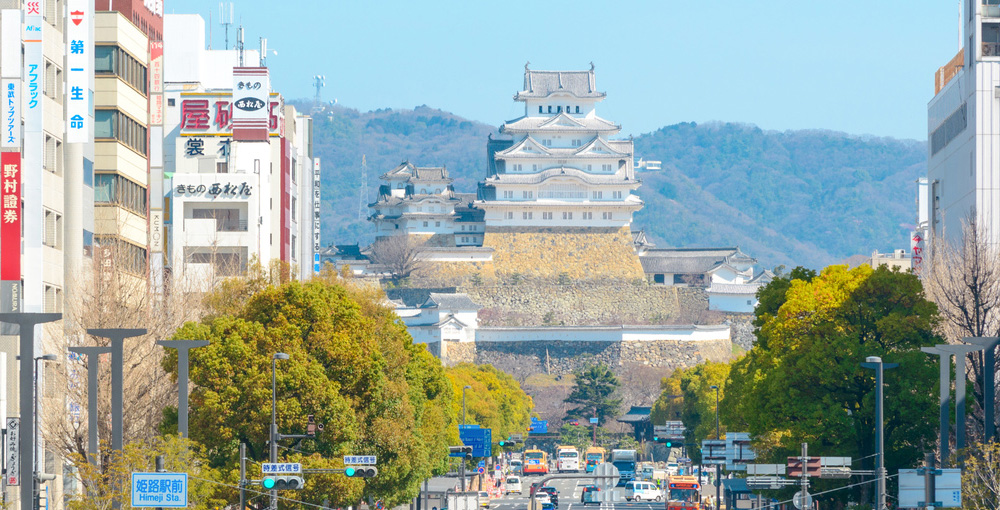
[32,354,56,510]
[710,385,720,510]
[862,356,897,510]
[270,353,289,510]
[461,385,471,492]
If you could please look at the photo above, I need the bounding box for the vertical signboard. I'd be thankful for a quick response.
[313,159,321,272]
[1,152,19,312]
[66,0,90,142]
[21,0,43,315]
[232,67,270,141]
[5,417,18,485]
[1,79,18,149]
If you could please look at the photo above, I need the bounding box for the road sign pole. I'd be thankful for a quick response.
[239,442,246,510]
[800,443,808,509]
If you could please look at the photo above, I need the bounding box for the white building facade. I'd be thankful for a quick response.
[162,14,315,288]
[477,65,643,228]
[923,1,1000,261]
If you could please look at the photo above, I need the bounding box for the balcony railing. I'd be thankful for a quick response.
[218,220,249,232]
[985,3,1000,18]
[984,41,1000,57]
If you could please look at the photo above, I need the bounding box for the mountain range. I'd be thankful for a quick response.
[304,102,927,269]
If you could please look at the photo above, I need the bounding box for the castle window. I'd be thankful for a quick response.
[522,212,533,219]
[522,191,533,199]
[592,191,602,199]
[461,225,466,231]
[506,212,514,219]
[613,191,623,199]
[557,106,562,113]
[423,221,429,227]
[543,212,553,220]
[575,106,580,113]
[603,212,612,220]
[562,212,573,220]
[539,106,543,113]
[395,224,399,229]
[532,164,537,171]
[548,106,552,113]
[587,165,592,171]
[435,221,441,227]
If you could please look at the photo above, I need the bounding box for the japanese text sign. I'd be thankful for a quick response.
[131,472,187,508]
[66,0,89,142]
[261,463,301,474]
[1,152,20,281]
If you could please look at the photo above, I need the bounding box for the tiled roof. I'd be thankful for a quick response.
[495,135,631,159]
[483,167,638,185]
[617,406,652,423]
[707,283,764,295]
[380,162,451,182]
[424,292,482,311]
[639,248,739,274]
[516,69,606,100]
[501,114,620,133]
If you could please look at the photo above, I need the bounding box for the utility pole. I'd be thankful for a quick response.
[923,452,935,510]
[964,337,1000,442]
[800,443,808,510]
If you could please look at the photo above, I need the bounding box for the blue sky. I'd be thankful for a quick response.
[167,0,958,140]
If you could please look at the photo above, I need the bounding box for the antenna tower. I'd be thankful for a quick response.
[219,2,233,50]
[313,75,325,111]
[358,155,369,220]
[236,25,244,66]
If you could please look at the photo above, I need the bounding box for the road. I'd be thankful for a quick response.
[486,475,666,510]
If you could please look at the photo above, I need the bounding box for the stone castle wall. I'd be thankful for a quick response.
[483,226,645,280]
[444,338,732,375]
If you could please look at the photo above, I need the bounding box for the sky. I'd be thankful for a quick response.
[166,0,959,141]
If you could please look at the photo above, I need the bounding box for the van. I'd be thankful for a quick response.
[623,480,662,502]
[505,476,522,495]
[510,460,523,475]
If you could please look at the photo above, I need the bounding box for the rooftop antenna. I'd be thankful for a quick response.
[236,24,244,66]
[259,37,267,67]
[219,2,233,50]
[208,9,212,50]
[358,155,368,220]
[313,75,325,111]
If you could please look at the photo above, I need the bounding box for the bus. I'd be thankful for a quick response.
[556,446,580,472]
[611,449,637,486]
[584,447,606,473]
[523,449,549,475]
[665,476,701,510]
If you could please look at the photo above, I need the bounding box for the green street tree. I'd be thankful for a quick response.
[444,363,533,450]
[564,362,622,422]
[650,361,730,462]
[163,276,455,508]
[723,264,939,505]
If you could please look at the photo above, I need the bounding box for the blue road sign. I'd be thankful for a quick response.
[459,425,492,457]
[478,460,486,469]
[589,417,599,424]
[529,418,548,434]
[131,472,188,508]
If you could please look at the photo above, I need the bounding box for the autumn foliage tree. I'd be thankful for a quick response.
[651,361,730,462]
[163,275,454,507]
[444,363,533,451]
[724,265,939,505]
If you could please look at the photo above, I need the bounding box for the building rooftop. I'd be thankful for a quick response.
[639,247,742,274]
[501,113,620,133]
[483,167,640,186]
[380,161,451,183]
[515,67,606,100]
[424,292,482,311]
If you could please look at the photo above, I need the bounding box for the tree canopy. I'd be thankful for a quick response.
[163,276,454,507]
[444,363,533,451]
[564,362,621,422]
[723,265,939,504]
[650,361,729,462]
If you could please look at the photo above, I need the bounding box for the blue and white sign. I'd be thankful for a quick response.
[458,425,492,457]
[261,462,302,474]
[529,417,548,434]
[344,456,377,465]
[589,417,599,424]
[131,472,187,508]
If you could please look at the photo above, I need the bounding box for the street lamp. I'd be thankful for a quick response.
[270,353,289,510]
[33,354,56,510]
[710,385,720,510]
[862,355,897,510]
[461,385,471,492]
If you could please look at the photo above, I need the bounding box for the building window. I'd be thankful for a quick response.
[94,174,147,216]
[543,212,552,220]
[522,191,533,199]
[503,190,514,199]
[94,109,147,155]
[43,134,62,175]
[575,106,580,113]
[613,191,623,199]
[95,45,148,95]
[583,212,593,220]
[167,98,175,107]
[592,191,602,199]
[435,221,441,227]
[538,106,543,113]
[461,225,466,231]
[602,164,612,172]
[747,300,753,305]
[192,208,245,232]
[43,284,62,313]
[96,236,148,276]
[184,249,244,276]
[522,212,533,219]
[603,212,612,220]
[423,221,429,227]
[562,212,573,220]
[547,106,552,113]
[43,209,62,249]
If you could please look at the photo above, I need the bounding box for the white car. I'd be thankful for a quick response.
[624,480,662,502]
[505,476,522,495]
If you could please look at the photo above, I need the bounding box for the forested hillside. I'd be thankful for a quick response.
[305,102,926,268]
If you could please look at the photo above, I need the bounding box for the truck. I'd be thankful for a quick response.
[556,445,580,472]
[610,449,638,487]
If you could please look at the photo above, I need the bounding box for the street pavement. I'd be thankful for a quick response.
[485,475,666,510]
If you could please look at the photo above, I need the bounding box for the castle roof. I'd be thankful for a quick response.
[423,293,482,311]
[706,282,764,295]
[381,162,451,183]
[639,247,742,274]
[501,113,620,133]
[515,68,606,100]
[494,136,632,159]
[483,166,639,186]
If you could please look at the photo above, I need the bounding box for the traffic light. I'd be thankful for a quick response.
[262,476,305,490]
[450,445,473,459]
[344,466,378,478]
[499,437,520,447]
[653,437,673,447]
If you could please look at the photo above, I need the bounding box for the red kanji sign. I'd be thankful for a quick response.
[787,457,821,477]
[1,152,20,281]
[180,99,211,130]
